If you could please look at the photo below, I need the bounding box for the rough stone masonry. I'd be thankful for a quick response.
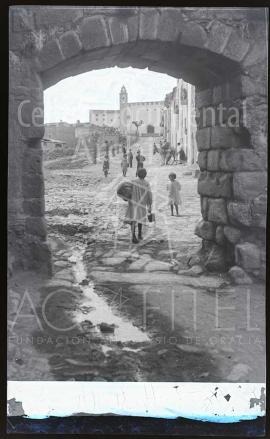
[8,6,267,280]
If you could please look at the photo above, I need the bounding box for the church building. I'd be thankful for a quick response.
[89,86,164,136]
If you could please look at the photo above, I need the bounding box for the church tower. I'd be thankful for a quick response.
[119,85,128,135]
[120,85,128,108]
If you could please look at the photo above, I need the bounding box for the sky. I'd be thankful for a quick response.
[44,67,177,124]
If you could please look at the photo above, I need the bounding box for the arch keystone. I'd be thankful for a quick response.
[157,9,184,42]
[127,15,139,42]
[139,8,159,40]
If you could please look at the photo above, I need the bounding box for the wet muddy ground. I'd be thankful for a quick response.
[8,138,265,382]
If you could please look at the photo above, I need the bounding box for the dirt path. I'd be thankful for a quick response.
[8,137,265,382]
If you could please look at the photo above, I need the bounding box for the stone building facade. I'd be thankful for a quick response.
[162,79,197,164]
[90,85,164,136]
[8,6,267,280]
[44,120,76,149]
[75,121,120,145]
[89,109,120,128]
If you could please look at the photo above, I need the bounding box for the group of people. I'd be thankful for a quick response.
[103,142,146,179]
[121,147,146,178]
[121,144,182,243]
[102,140,183,244]
[102,141,124,177]
[153,139,187,165]
[125,168,182,243]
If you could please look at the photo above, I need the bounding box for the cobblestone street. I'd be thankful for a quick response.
[8,138,265,382]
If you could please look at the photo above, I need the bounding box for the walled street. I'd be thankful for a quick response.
[8,137,265,383]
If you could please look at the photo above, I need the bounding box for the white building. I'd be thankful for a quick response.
[162,79,197,165]
[89,86,164,137]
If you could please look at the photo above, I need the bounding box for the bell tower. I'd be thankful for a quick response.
[119,85,128,134]
[120,85,128,108]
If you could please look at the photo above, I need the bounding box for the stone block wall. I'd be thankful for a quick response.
[195,74,267,279]
[8,51,52,275]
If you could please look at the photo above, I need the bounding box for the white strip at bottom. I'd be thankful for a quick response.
[7,381,265,423]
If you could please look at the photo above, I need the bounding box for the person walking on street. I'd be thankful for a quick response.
[125,168,152,243]
[128,148,133,168]
[103,152,110,178]
[121,154,129,177]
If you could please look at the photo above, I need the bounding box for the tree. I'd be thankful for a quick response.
[132,120,144,138]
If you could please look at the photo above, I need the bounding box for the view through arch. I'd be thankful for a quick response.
[8,7,267,405]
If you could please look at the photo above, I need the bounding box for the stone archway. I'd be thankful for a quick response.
[9,6,267,279]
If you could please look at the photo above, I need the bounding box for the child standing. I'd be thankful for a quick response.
[167,172,182,216]
[103,152,110,177]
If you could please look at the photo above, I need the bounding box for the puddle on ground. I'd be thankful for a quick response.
[71,248,150,343]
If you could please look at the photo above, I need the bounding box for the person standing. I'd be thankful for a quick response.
[125,168,152,243]
[105,140,109,155]
[103,152,110,178]
[176,142,181,161]
[136,151,145,177]
[128,148,133,168]
[167,172,182,216]
[153,142,158,155]
[121,154,129,177]
[179,146,187,163]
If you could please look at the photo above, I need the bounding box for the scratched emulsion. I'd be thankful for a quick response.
[249,387,266,411]
[7,398,25,417]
